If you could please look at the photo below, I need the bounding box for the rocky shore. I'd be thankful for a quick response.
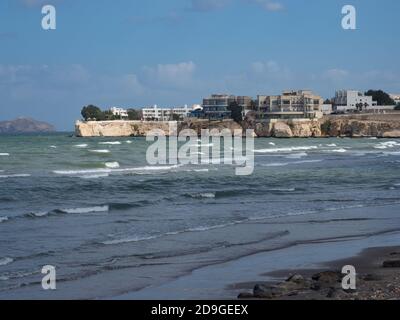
[238,246,400,300]
[75,113,400,138]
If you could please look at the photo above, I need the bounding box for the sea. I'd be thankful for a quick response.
[0,133,400,299]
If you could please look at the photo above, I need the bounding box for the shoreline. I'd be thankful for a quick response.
[237,245,400,300]
[114,209,400,300]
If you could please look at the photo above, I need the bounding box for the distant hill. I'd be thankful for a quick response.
[0,117,55,134]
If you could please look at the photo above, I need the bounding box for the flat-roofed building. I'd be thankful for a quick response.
[110,107,129,119]
[256,90,324,119]
[142,105,191,121]
[333,90,377,112]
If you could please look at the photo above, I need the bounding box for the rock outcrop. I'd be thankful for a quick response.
[324,117,400,138]
[75,119,242,137]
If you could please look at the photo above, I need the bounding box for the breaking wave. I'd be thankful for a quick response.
[254,146,318,153]
[0,257,13,266]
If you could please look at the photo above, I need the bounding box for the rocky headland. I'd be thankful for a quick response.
[0,117,55,134]
[75,113,400,138]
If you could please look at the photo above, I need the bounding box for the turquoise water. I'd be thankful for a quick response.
[0,134,400,299]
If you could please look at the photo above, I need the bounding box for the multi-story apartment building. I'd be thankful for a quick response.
[201,94,253,120]
[142,105,191,121]
[256,90,324,120]
[333,90,377,112]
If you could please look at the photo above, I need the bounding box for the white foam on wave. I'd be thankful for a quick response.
[0,174,31,179]
[99,142,121,145]
[54,168,112,175]
[190,192,216,199]
[268,188,296,192]
[269,142,276,146]
[54,164,182,177]
[329,148,347,153]
[254,146,318,153]
[126,140,133,144]
[79,174,110,179]
[50,146,57,149]
[0,257,13,266]
[262,159,323,167]
[61,206,109,214]
[74,144,88,148]
[105,162,120,169]
[0,217,8,223]
[326,144,337,147]
[89,149,110,154]
[102,235,158,245]
[0,153,10,156]
[384,152,400,156]
[285,152,308,159]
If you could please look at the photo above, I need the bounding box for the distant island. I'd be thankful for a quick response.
[0,117,55,134]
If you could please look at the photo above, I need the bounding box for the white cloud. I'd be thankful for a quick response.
[246,0,284,12]
[141,61,196,88]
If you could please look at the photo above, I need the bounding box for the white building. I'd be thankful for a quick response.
[321,104,333,115]
[390,94,400,105]
[142,105,191,121]
[110,107,129,119]
[333,90,377,112]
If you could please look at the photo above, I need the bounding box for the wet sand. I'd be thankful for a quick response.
[238,246,400,300]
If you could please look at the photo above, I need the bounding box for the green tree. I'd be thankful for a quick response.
[395,103,400,110]
[171,113,182,121]
[81,105,105,121]
[127,109,142,120]
[365,90,395,106]
[227,101,243,123]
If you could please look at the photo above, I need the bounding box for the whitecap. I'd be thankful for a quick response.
[326,144,337,147]
[74,144,88,148]
[254,146,318,153]
[285,152,308,159]
[105,162,120,169]
[329,148,347,153]
[99,142,121,145]
[49,146,57,149]
[0,153,10,156]
[79,174,110,179]
[126,140,133,144]
[54,169,112,175]
[0,217,8,223]
[31,211,49,218]
[191,192,216,199]
[0,174,31,179]
[0,257,13,266]
[267,188,296,192]
[269,142,276,146]
[60,206,109,214]
[89,149,110,154]
[102,235,158,245]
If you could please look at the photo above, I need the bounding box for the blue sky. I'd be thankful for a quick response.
[0,0,399,130]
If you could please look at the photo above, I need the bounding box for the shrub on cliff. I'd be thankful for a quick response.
[321,120,332,135]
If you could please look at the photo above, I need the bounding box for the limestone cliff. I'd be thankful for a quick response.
[75,120,177,137]
[323,117,400,138]
[75,119,242,137]
[75,115,400,138]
